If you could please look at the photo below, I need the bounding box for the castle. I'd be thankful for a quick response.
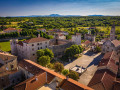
[10,33,81,62]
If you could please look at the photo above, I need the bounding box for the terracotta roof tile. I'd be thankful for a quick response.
[4,28,17,31]
[113,81,120,90]
[4,28,22,32]
[14,72,46,90]
[0,52,16,61]
[88,69,116,90]
[112,40,120,47]
[17,59,92,90]
[24,37,49,43]
[17,41,23,46]
[98,51,118,74]
[18,60,44,75]
[60,78,93,90]
[83,40,91,45]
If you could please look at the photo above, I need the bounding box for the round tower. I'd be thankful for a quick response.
[10,39,18,55]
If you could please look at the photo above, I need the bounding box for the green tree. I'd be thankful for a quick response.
[54,62,64,72]
[64,45,83,59]
[44,48,54,59]
[95,46,101,52]
[37,49,45,57]
[38,56,50,66]
[68,71,79,80]
[37,48,54,60]
[62,69,69,76]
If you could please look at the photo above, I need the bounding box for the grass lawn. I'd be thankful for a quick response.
[0,41,11,52]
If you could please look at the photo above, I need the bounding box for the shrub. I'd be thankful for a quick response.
[62,69,69,76]
[38,56,50,66]
[68,71,79,80]
[54,62,64,72]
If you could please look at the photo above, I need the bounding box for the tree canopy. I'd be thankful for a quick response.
[37,48,54,60]
[38,56,50,66]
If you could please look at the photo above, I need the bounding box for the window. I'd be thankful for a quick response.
[46,46,47,48]
[2,84,5,87]
[40,43,42,45]
[11,65,14,69]
[41,47,42,49]
[37,43,39,45]
[12,80,14,84]
[45,42,47,44]
[38,47,39,50]
[33,54,35,56]
[32,48,34,51]
[17,78,20,81]
[32,44,34,46]
[1,78,4,81]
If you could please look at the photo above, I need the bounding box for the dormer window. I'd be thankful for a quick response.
[32,44,34,46]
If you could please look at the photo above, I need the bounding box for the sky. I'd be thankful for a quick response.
[0,0,120,16]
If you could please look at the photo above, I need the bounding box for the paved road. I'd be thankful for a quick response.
[64,50,103,85]
[64,51,103,69]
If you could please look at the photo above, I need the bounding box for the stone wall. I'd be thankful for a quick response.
[49,39,74,57]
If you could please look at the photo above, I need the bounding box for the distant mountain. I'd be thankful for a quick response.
[48,14,62,17]
[88,15,104,16]
[5,14,81,17]
[4,14,112,17]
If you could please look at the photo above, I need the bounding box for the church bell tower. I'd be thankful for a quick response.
[110,22,115,41]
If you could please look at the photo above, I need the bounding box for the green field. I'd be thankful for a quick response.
[0,41,11,52]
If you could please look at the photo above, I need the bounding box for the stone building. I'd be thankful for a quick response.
[88,51,119,90]
[102,23,120,54]
[110,22,115,41]
[49,39,74,57]
[0,52,22,90]
[10,33,81,61]
[14,59,93,90]
[10,36,50,62]
[0,52,17,72]
[72,33,81,45]
[84,34,96,42]
[37,28,46,33]
[102,40,120,54]
[4,28,22,33]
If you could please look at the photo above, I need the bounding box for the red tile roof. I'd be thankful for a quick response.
[88,69,116,90]
[4,28,22,32]
[0,52,16,61]
[14,72,46,90]
[18,60,44,75]
[24,37,49,43]
[4,28,17,31]
[113,81,120,90]
[98,51,118,74]
[37,29,46,30]
[112,40,120,47]
[17,59,93,90]
[60,78,93,90]
[83,40,91,45]
[17,41,23,46]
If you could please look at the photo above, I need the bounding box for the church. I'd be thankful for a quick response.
[102,23,120,54]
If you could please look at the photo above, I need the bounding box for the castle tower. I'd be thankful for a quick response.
[92,35,96,42]
[72,33,81,45]
[10,39,18,55]
[110,22,115,41]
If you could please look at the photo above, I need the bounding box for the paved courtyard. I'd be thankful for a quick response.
[64,50,103,85]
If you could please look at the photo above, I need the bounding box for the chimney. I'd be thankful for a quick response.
[38,34,40,38]
[66,76,69,80]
